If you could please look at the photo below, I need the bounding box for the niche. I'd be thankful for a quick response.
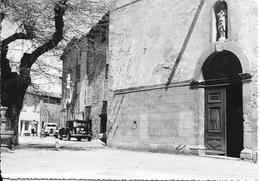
[212,0,228,42]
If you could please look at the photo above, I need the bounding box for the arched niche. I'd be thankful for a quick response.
[212,0,228,42]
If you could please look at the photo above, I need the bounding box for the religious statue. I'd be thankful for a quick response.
[217,9,226,41]
[66,73,71,89]
[65,73,72,105]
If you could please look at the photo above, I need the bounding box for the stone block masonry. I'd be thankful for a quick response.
[107,82,203,154]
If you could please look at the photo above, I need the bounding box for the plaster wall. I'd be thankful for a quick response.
[61,39,82,121]
[19,93,40,122]
[89,44,107,138]
[108,85,202,153]
[108,0,258,157]
[40,102,62,127]
[109,0,257,90]
[78,38,108,138]
[78,37,88,114]
[19,93,41,136]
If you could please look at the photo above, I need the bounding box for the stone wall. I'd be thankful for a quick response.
[108,0,258,158]
[89,52,107,138]
[40,102,62,127]
[78,15,109,138]
[60,37,81,121]
[107,83,203,153]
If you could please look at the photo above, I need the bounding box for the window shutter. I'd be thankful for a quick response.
[86,87,91,106]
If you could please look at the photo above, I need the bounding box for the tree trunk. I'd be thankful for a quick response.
[2,72,29,145]
[1,0,68,145]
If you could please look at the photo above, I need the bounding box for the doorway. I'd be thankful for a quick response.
[100,101,107,134]
[202,51,244,157]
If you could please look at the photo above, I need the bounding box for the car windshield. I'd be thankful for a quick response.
[46,124,56,127]
[73,122,87,127]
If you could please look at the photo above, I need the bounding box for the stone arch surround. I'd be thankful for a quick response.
[193,41,251,80]
[192,41,256,161]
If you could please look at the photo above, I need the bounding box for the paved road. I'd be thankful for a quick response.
[1,136,258,180]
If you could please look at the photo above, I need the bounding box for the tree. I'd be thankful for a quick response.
[0,0,109,144]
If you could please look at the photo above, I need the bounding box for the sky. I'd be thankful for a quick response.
[1,19,62,95]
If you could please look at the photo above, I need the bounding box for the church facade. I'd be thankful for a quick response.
[107,0,258,161]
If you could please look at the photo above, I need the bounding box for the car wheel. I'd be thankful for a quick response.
[77,138,81,141]
[9,140,15,150]
[58,135,63,140]
[87,137,92,141]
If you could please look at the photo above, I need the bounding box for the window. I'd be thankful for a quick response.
[33,103,37,112]
[105,64,109,79]
[76,64,81,81]
[79,50,82,60]
[24,121,30,131]
[84,90,87,105]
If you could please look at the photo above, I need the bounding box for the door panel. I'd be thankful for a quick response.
[208,105,222,132]
[205,89,226,155]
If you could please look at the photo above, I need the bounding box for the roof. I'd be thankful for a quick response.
[87,13,109,39]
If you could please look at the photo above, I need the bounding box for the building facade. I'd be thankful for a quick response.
[107,0,257,161]
[19,89,61,136]
[61,14,109,138]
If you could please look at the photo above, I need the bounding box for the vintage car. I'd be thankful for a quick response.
[58,120,92,141]
[44,123,58,137]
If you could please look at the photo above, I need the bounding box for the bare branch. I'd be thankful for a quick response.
[0,12,5,24]
[2,32,30,46]
[29,0,68,66]
[1,32,30,72]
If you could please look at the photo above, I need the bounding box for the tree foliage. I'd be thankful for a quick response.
[0,0,109,144]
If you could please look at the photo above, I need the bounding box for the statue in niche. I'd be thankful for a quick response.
[214,0,228,41]
[66,73,71,89]
[66,73,72,105]
[217,9,226,41]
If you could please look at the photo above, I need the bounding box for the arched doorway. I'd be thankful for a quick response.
[202,50,244,158]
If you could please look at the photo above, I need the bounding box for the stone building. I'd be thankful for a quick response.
[39,92,62,130]
[19,88,61,136]
[60,37,80,123]
[107,0,257,161]
[61,14,109,138]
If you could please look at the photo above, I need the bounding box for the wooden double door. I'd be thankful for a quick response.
[205,85,244,157]
[205,88,227,155]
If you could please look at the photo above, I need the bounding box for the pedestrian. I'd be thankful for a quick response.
[31,128,35,136]
[55,140,61,151]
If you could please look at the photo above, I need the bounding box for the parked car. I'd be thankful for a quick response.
[54,129,59,138]
[58,120,92,141]
[44,123,58,137]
